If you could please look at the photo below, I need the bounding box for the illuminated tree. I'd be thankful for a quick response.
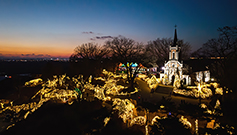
[105,36,145,89]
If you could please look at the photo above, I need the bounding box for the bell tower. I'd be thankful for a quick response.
[169,25,180,61]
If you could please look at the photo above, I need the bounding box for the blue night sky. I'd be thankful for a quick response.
[0,0,237,58]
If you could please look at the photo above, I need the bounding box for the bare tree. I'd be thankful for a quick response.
[69,43,109,77]
[105,36,145,89]
[70,43,109,61]
[145,38,191,66]
[192,26,237,90]
[178,40,192,60]
[145,38,171,66]
[194,26,237,58]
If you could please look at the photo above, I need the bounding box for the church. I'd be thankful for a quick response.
[160,27,191,85]
[159,27,212,86]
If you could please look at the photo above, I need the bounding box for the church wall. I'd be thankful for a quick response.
[195,70,210,82]
[182,75,191,85]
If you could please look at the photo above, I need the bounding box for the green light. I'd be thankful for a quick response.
[75,88,82,95]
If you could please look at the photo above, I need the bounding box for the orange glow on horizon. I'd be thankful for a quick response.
[0,42,74,58]
[0,34,104,59]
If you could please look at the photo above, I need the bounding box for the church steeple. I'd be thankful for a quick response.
[172,25,178,47]
[169,25,180,61]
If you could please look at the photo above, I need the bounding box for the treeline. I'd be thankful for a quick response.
[191,26,237,91]
[70,36,191,68]
[70,26,237,91]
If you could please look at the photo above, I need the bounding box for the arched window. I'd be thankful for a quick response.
[173,52,175,59]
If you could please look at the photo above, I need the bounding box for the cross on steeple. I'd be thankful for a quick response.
[175,25,177,28]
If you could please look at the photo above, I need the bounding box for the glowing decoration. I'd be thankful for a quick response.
[0,74,85,131]
[163,74,168,85]
[151,116,161,125]
[10,101,13,106]
[195,119,198,134]
[103,96,111,101]
[25,78,42,86]
[160,105,165,109]
[0,69,140,132]
[1,68,233,134]
[104,117,110,127]
[94,77,106,81]
[173,74,181,88]
[94,86,105,100]
[210,82,219,88]
[200,103,207,109]
[214,99,221,109]
[173,82,214,99]
[112,98,135,123]
[89,75,92,83]
[94,70,137,97]
[119,63,123,67]
[6,124,15,130]
[127,62,133,67]
[131,63,138,67]
[206,119,215,129]
[201,100,223,116]
[138,74,147,80]
[24,111,30,119]
[130,116,146,126]
[145,75,159,90]
[179,116,192,129]
[75,88,82,95]
[215,88,223,95]
[145,125,148,135]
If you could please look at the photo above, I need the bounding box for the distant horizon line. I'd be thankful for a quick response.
[0,57,69,60]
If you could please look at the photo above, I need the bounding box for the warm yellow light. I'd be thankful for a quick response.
[179,116,192,129]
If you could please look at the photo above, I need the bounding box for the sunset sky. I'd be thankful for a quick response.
[0,0,237,59]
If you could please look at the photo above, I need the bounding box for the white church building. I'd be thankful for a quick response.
[160,28,191,85]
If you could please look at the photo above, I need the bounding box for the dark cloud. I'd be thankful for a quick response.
[82,31,94,34]
[20,53,51,58]
[21,53,35,56]
[90,36,113,40]
[96,36,113,39]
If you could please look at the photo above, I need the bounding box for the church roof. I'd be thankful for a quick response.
[184,59,214,72]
